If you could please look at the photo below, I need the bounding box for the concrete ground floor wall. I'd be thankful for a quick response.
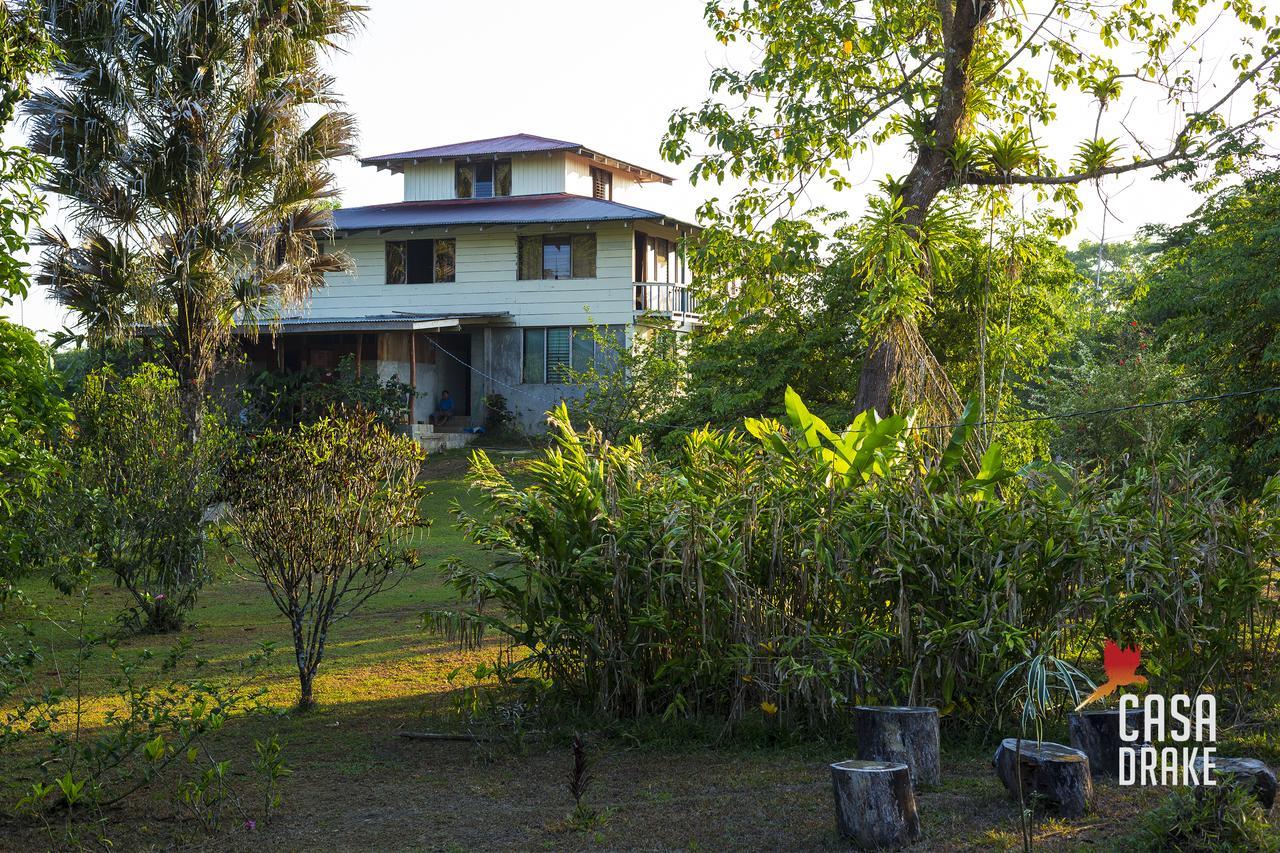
[240,325,588,437]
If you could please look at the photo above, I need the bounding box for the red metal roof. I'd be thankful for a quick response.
[332,193,693,232]
[360,132,674,184]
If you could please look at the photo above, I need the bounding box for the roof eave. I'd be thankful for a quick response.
[333,214,699,237]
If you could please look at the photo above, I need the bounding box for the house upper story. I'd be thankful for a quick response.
[308,133,698,328]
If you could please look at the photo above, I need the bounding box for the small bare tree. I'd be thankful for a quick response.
[225,411,425,710]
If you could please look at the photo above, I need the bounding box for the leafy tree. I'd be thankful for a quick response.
[72,365,231,632]
[0,322,70,602]
[0,0,66,603]
[27,0,363,424]
[1067,238,1159,323]
[668,216,1083,462]
[667,252,865,435]
[0,0,54,306]
[224,413,425,710]
[1142,172,1280,487]
[664,0,1280,415]
[924,217,1084,458]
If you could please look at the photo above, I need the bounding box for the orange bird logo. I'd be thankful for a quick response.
[1074,641,1147,711]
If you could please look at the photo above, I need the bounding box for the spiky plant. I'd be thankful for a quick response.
[26,0,364,423]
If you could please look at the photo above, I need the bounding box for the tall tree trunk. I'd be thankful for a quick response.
[853,0,995,414]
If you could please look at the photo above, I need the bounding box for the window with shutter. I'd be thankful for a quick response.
[385,241,406,284]
[495,159,512,196]
[517,236,542,280]
[456,159,511,198]
[455,163,474,199]
[522,328,546,384]
[590,166,612,200]
[387,239,453,284]
[546,328,571,382]
[434,239,456,283]
[571,328,596,372]
[571,234,596,278]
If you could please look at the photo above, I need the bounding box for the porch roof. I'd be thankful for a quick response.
[331,193,695,233]
[233,311,513,334]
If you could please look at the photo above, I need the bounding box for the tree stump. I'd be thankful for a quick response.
[830,759,922,850]
[1192,756,1277,809]
[992,738,1093,818]
[1068,708,1147,777]
[854,705,941,787]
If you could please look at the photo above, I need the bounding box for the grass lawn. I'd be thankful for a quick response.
[1,448,1275,851]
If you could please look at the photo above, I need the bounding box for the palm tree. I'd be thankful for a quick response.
[26,0,364,424]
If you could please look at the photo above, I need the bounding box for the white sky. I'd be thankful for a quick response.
[3,0,1266,334]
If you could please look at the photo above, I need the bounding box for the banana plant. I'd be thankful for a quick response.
[746,387,908,487]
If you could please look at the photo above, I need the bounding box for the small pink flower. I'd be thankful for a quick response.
[154,594,166,602]
[244,819,256,831]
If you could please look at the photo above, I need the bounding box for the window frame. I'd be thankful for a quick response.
[385,237,456,284]
[522,325,622,384]
[517,233,597,280]
[590,166,613,200]
[455,158,512,199]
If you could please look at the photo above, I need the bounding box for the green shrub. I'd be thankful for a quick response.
[240,354,411,431]
[0,589,283,847]
[0,320,70,603]
[71,365,230,632]
[224,411,425,710]
[1131,786,1278,852]
[432,390,1279,730]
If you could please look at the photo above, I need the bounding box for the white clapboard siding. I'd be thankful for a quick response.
[565,153,668,207]
[402,154,568,201]
[402,162,453,201]
[510,154,566,196]
[309,223,636,326]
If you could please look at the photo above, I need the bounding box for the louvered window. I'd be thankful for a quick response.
[546,327,571,382]
[590,166,612,200]
[523,326,623,383]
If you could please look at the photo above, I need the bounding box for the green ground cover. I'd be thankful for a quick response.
[1,449,1275,851]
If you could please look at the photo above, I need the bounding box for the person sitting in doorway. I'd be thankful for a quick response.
[429,390,455,427]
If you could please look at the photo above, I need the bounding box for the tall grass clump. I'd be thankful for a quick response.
[432,390,1280,730]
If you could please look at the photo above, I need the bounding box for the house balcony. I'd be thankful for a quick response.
[634,282,699,322]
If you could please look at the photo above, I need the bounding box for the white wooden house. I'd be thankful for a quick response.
[239,133,697,439]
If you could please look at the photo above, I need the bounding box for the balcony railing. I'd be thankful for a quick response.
[634,282,699,319]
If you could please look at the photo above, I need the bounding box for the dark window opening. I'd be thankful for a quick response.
[590,166,613,200]
[386,238,456,284]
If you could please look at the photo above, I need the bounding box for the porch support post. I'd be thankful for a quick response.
[408,330,417,428]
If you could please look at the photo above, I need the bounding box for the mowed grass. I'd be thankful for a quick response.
[1,448,1276,851]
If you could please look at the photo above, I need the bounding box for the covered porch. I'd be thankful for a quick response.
[236,312,514,446]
